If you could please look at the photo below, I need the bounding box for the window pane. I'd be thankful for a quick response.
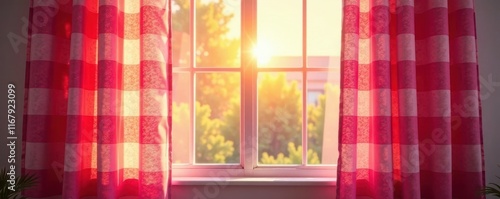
[172,72,192,164]
[306,72,340,165]
[258,72,303,165]
[195,73,241,164]
[257,0,302,68]
[196,0,241,67]
[172,0,191,67]
[307,0,342,68]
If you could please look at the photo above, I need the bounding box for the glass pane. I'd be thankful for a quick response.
[172,0,191,67]
[257,0,302,68]
[172,72,192,164]
[195,73,241,163]
[307,72,340,165]
[307,0,342,68]
[258,72,303,165]
[196,0,241,67]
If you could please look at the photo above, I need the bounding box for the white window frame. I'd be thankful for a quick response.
[172,0,338,178]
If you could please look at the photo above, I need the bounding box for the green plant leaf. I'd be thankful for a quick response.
[482,183,500,198]
[1,167,38,199]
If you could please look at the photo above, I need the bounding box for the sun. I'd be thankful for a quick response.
[253,42,273,66]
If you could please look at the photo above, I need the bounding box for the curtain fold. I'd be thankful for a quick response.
[337,0,484,198]
[22,0,172,198]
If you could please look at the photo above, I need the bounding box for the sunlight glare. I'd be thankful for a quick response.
[253,42,273,66]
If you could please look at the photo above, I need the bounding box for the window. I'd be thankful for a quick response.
[171,0,341,178]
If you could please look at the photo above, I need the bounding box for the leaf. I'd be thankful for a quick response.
[481,182,500,198]
[0,167,38,199]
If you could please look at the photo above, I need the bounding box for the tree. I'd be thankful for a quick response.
[195,102,234,163]
[221,73,331,164]
[173,0,239,67]
[174,76,331,164]
[173,0,241,118]
[196,73,240,119]
[172,102,235,164]
[257,73,302,157]
[260,142,320,164]
[307,83,335,161]
[172,0,241,163]
[220,96,241,163]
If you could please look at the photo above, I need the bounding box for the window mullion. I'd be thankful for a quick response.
[241,0,257,175]
[301,0,308,166]
[189,0,196,165]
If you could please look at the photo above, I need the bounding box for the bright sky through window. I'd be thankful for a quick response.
[198,0,341,59]
[253,41,273,65]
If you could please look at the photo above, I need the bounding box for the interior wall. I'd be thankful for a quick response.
[172,185,335,199]
[0,0,29,174]
[1,1,500,199]
[475,1,500,199]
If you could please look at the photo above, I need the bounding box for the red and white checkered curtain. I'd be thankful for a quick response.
[22,0,172,198]
[337,0,484,198]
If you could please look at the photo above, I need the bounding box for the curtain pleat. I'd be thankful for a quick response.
[22,0,172,198]
[337,0,484,198]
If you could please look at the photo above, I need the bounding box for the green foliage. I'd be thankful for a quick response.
[307,83,335,161]
[195,102,235,163]
[173,0,239,67]
[196,73,240,119]
[482,165,500,198]
[172,102,237,164]
[172,0,241,163]
[220,97,241,163]
[173,0,241,119]
[0,168,38,199]
[260,142,320,164]
[257,73,302,157]
[482,182,500,198]
[172,74,330,164]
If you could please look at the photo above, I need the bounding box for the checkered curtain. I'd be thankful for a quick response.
[337,0,484,198]
[22,0,172,198]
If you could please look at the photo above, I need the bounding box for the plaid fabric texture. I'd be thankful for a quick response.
[22,0,172,198]
[337,0,484,198]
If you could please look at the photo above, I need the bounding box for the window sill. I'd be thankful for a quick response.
[172,177,337,186]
